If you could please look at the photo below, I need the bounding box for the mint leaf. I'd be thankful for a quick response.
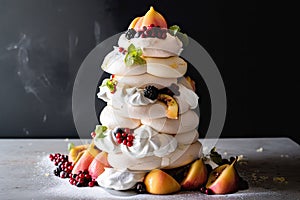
[210,147,223,165]
[94,125,107,139]
[127,44,136,53]
[101,79,117,93]
[106,80,116,93]
[68,142,75,152]
[125,55,135,66]
[124,44,146,66]
[169,25,189,47]
[169,25,181,36]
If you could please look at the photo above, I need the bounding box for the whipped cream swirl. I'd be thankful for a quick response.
[97,79,155,107]
[125,87,156,106]
[97,168,146,190]
[121,125,177,158]
[94,125,177,159]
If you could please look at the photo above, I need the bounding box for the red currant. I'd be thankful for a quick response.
[88,181,95,187]
[116,133,121,138]
[123,139,128,145]
[117,138,123,144]
[127,141,133,147]
[124,128,131,134]
[78,173,85,179]
[127,134,134,142]
[91,131,96,138]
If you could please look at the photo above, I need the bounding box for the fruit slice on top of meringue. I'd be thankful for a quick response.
[119,6,184,58]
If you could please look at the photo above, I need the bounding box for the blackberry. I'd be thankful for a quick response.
[144,85,159,100]
[125,28,136,40]
[134,31,143,38]
[53,168,61,176]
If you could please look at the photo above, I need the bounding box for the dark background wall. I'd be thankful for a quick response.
[0,0,299,144]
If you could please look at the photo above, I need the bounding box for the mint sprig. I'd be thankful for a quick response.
[68,142,75,152]
[169,25,189,47]
[94,125,108,139]
[101,79,117,93]
[209,147,223,165]
[169,25,181,36]
[124,44,146,66]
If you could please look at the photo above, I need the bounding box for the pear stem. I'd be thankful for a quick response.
[231,156,238,166]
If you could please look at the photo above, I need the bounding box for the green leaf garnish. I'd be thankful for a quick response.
[124,44,146,66]
[169,25,181,36]
[68,142,75,152]
[94,125,108,139]
[101,79,117,93]
[210,147,223,165]
[169,25,189,47]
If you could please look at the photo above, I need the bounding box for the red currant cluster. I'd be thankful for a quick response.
[49,153,97,187]
[69,170,98,187]
[49,153,73,178]
[114,128,135,147]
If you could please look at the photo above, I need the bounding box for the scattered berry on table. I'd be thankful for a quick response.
[49,153,98,187]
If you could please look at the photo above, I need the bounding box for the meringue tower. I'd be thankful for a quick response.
[93,7,202,191]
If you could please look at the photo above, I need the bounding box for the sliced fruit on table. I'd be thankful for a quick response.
[68,143,89,163]
[71,142,101,174]
[88,151,111,180]
[144,169,181,195]
[205,157,239,194]
[181,158,208,190]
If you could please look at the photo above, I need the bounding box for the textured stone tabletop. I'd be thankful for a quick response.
[0,137,299,200]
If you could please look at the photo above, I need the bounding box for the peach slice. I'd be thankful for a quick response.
[158,94,179,119]
[181,158,208,190]
[185,76,196,92]
[206,157,239,194]
[132,7,167,30]
[71,142,101,174]
[129,17,141,29]
[68,144,89,163]
[88,151,111,180]
[144,169,181,194]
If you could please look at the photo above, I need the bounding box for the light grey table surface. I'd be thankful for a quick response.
[0,137,299,200]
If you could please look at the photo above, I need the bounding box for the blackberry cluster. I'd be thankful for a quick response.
[125,25,167,40]
[69,170,98,187]
[144,85,159,100]
[113,128,134,147]
[125,28,137,40]
[49,153,73,178]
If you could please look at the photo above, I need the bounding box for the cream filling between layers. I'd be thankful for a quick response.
[118,33,183,57]
[98,80,198,118]
[94,125,177,159]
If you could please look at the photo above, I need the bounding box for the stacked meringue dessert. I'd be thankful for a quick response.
[95,6,201,192]
[49,7,245,195]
